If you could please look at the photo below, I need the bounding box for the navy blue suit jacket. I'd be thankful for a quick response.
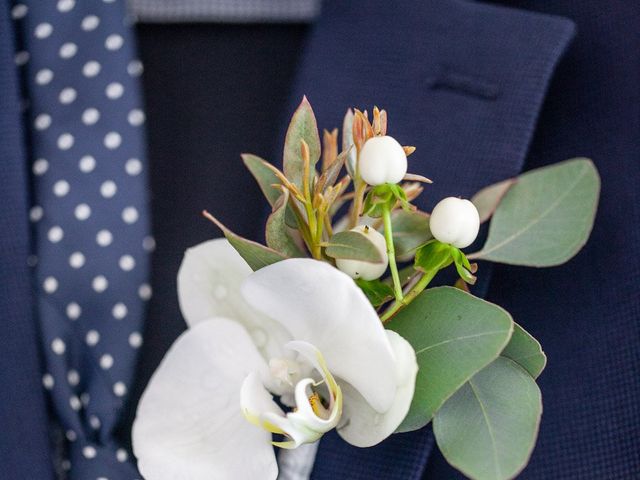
[1,0,638,478]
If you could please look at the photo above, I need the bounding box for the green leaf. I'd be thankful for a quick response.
[265,190,306,258]
[501,322,546,379]
[363,184,395,218]
[242,153,281,208]
[414,240,453,273]
[283,96,321,191]
[325,229,384,263]
[450,247,477,285]
[471,178,516,224]
[204,212,286,270]
[389,209,432,260]
[433,357,542,480]
[387,287,513,432]
[473,158,600,266]
[356,278,394,307]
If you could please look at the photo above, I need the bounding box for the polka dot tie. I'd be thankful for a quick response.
[12,1,150,478]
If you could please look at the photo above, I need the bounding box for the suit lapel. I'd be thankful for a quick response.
[289,0,575,478]
[0,2,54,478]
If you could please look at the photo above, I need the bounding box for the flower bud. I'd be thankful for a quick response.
[359,136,407,186]
[429,197,480,249]
[336,225,389,280]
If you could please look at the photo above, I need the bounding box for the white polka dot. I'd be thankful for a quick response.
[48,226,64,243]
[96,229,113,246]
[34,23,53,39]
[35,69,53,85]
[138,283,152,301]
[42,373,55,389]
[11,4,28,20]
[69,395,82,411]
[127,59,143,76]
[80,392,90,406]
[82,108,100,125]
[92,275,108,292]
[119,255,135,271]
[53,180,70,197]
[125,158,142,175]
[128,332,143,348]
[79,155,96,172]
[99,354,114,369]
[105,82,124,99]
[66,302,81,320]
[51,337,66,354]
[57,0,75,12]
[86,330,100,346]
[113,382,127,397]
[127,109,145,126]
[89,415,101,429]
[33,158,49,175]
[59,87,77,104]
[69,251,85,268]
[57,133,74,150]
[112,302,128,319]
[30,205,44,222]
[82,446,97,459]
[100,180,118,197]
[15,51,30,66]
[121,206,139,224]
[116,448,128,463]
[82,60,101,77]
[142,236,156,252]
[59,42,78,59]
[105,34,124,50]
[34,113,52,130]
[44,276,59,293]
[66,430,77,442]
[104,132,122,149]
[67,369,80,386]
[74,203,91,220]
[81,15,100,31]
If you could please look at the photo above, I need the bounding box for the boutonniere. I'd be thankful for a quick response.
[133,98,599,480]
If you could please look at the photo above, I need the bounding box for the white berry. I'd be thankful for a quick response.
[336,225,389,280]
[359,136,407,186]
[429,197,480,249]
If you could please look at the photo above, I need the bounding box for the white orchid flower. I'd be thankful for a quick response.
[132,239,418,480]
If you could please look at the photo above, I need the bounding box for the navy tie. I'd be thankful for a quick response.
[13,0,150,477]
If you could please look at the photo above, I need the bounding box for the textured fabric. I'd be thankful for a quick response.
[426,1,640,479]
[0,3,55,479]
[287,0,575,478]
[129,0,321,23]
[12,0,150,477]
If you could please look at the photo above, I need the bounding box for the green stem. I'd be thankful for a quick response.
[380,268,437,323]
[382,203,403,302]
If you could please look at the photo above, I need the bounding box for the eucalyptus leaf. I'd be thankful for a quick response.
[242,153,281,207]
[389,209,432,260]
[433,357,542,480]
[203,212,286,271]
[325,230,384,263]
[283,96,321,191]
[265,190,306,258]
[471,178,516,224]
[387,287,513,432]
[472,158,600,266]
[501,322,546,379]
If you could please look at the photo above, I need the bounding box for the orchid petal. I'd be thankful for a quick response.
[178,239,291,360]
[133,318,278,480]
[337,331,418,447]
[242,258,397,413]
